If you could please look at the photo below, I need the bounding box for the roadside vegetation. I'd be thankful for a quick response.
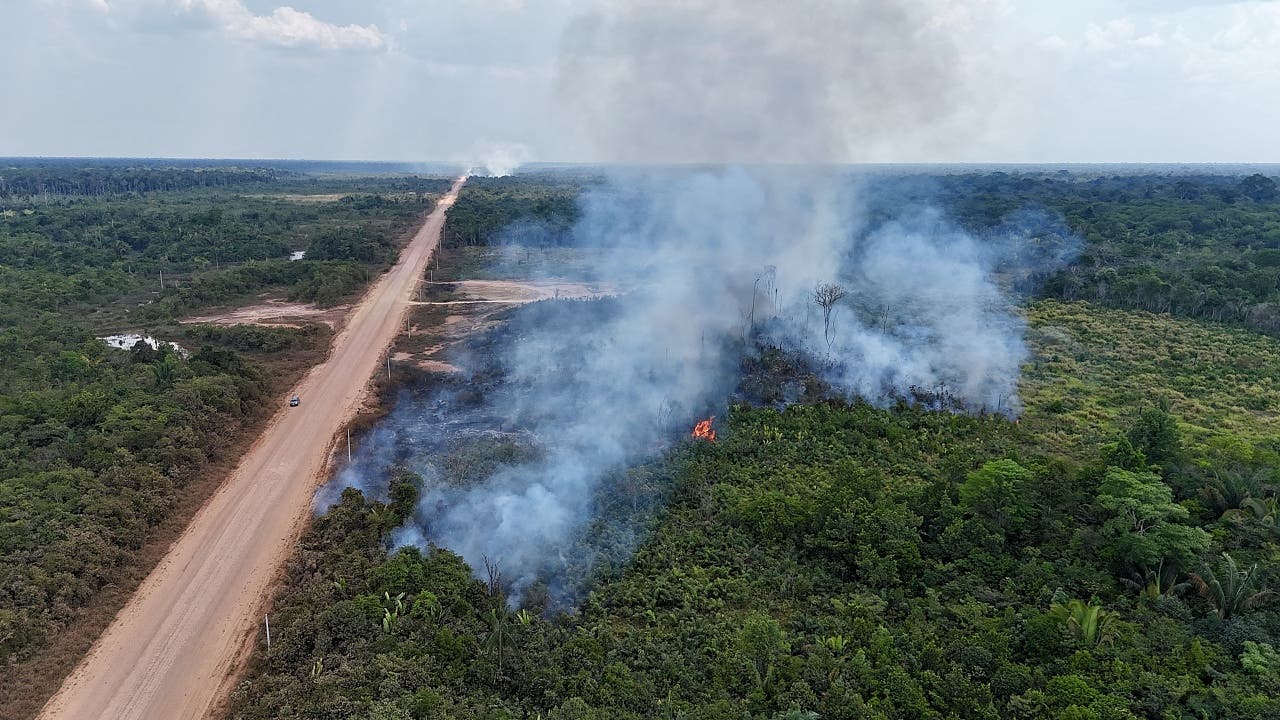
[0,161,451,720]
[231,170,1280,719]
[441,173,594,248]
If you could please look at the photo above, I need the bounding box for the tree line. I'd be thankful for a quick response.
[0,165,282,200]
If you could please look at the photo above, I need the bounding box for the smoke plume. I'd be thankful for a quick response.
[467,140,531,177]
[322,0,1079,605]
[557,0,971,165]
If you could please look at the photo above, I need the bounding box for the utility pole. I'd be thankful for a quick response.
[159,269,164,291]
[264,615,271,653]
[347,427,352,463]
[386,354,391,381]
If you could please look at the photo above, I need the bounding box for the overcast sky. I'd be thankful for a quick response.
[2,0,1278,163]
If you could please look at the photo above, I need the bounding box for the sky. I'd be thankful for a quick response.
[1,0,1278,163]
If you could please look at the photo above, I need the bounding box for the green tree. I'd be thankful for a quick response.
[1120,560,1189,600]
[1240,641,1280,675]
[1220,495,1280,532]
[959,458,1034,532]
[1101,435,1146,471]
[1096,467,1209,569]
[1125,401,1181,466]
[1239,173,1279,203]
[737,614,788,691]
[1202,469,1269,517]
[151,356,181,389]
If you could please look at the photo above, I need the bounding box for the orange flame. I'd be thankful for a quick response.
[692,416,717,442]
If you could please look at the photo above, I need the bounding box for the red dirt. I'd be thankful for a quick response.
[183,299,351,330]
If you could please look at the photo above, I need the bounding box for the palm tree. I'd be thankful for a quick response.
[151,356,179,389]
[823,634,848,682]
[1121,560,1190,599]
[1221,496,1280,531]
[482,608,515,678]
[381,592,405,633]
[1189,553,1277,620]
[1202,468,1271,516]
[1048,593,1120,647]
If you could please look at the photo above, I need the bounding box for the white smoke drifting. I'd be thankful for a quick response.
[467,141,531,177]
[323,0,1078,605]
[383,168,1074,603]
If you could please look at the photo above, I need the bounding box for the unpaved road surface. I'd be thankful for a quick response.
[37,177,466,720]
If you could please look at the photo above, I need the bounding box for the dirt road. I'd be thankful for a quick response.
[37,177,467,720]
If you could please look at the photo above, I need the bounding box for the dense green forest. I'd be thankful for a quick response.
[0,159,456,201]
[0,165,450,712]
[938,173,1280,336]
[0,164,282,199]
[1,175,451,319]
[231,171,1280,720]
[441,174,594,248]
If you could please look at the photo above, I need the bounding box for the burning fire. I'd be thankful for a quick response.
[692,416,716,442]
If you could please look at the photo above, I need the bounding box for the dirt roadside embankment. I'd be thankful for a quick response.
[36,177,467,720]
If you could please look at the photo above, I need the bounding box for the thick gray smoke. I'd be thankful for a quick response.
[322,0,1079,605]
[557,0,970,165]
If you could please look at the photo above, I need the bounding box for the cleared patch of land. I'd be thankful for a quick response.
[183,298,352,329]
[386,277,615,374]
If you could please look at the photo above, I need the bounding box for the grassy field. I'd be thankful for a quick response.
[1023,300,1280,464]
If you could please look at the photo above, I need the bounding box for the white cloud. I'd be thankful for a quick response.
[1084,18,1137,50]
[1038,34,1069,49]
[39,0,112,13]
[7,0,1280,161]
[178,0,387,52]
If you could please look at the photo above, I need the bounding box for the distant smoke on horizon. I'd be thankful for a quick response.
[466,141,531,178]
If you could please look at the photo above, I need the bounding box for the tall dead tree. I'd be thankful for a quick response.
[751,266,777,332]
[813,282,847,351]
